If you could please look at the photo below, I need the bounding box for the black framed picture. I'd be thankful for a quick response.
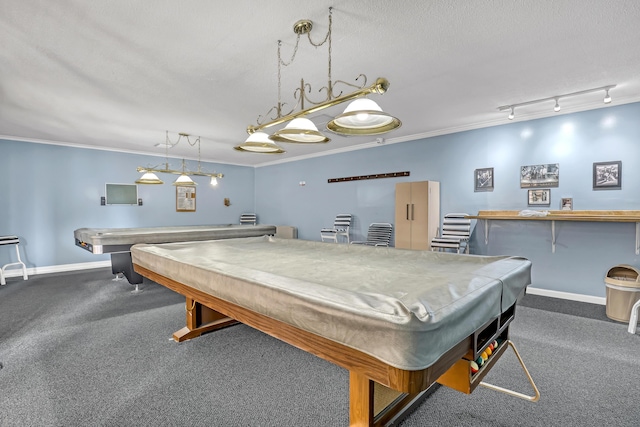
[528,189,550,206]
[474,167,494,192]
[520,164,559,188]
[593,161,621,190]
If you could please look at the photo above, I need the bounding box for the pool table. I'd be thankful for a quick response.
[74,224,276,284]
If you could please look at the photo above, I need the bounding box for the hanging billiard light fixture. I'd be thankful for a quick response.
[235,7,401,153]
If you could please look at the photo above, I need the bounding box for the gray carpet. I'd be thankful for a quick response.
[1,269,638,426]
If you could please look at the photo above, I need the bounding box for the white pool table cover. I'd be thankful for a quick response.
[131,236,531,371]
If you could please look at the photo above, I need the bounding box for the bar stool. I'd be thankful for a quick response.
[0,235,28,285]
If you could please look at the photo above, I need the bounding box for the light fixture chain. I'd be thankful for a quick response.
[165,131,171,168]
[277,40,282,114]
[328,8,332,97]
[197,136,202,172]
[166,130,181,147]
[306,7,331,48]
[186,136,197,146]
[279,34,301,67]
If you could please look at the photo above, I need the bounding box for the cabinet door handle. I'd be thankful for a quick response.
[411,204,415,220]
[406,204,410,220]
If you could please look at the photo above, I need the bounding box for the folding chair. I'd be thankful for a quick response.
[430,213,472,254]
[320,214,352,243]
[351,223,393,247]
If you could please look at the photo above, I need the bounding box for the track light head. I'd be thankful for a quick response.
[508,107,515,120]
[553,98,561,112]
[604,89,612,104]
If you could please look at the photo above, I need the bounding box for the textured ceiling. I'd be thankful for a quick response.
[2,0,640,166]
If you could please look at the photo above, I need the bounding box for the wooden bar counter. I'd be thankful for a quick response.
[467,210,640,253]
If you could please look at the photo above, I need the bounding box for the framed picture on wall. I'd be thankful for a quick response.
[474,167,494,192]
[593,161,621,190]
[520,163,559,188]
[561,197,573,210]
[528,189,550,206]
[176,186,196,212]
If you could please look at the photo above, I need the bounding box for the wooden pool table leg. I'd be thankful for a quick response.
[350,371,375,426]
[350,371,434,427]
[172,298,239,342]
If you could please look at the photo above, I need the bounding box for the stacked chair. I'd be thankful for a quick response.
[430,213,472,254]
[240,213,257,225]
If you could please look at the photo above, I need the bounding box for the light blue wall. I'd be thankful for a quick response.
[255,102,640,298]
[3,103,639,298]
[0,140,255,267]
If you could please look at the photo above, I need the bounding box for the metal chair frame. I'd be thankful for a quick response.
[321,214,352,243]
[431,213,472,254]
[628,298,640,334]
[351,223,393,247]
[1,235,28,285]
[240,213,257,225]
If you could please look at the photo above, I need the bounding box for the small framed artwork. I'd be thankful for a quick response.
[528,189,551,206]
[561,197,573,211]
[520,163,559,188]
[474,167,494,192]
[176,186,196,212]
[593,161,621,190]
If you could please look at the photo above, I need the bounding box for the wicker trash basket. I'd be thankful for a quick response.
[605,264,640,323]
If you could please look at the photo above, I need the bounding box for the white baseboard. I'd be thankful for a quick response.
[2,260,111,279]
[527,286,606,306]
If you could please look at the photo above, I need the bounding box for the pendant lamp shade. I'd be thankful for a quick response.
[269,118,330,143]
[327,98,401,135]
[135,172,164,185]
[234,132,285,153]
[173,174,197,186]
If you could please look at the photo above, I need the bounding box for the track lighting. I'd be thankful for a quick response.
[498,84,616,120]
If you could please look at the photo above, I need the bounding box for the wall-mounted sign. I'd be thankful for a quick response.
[176,186,196,212]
